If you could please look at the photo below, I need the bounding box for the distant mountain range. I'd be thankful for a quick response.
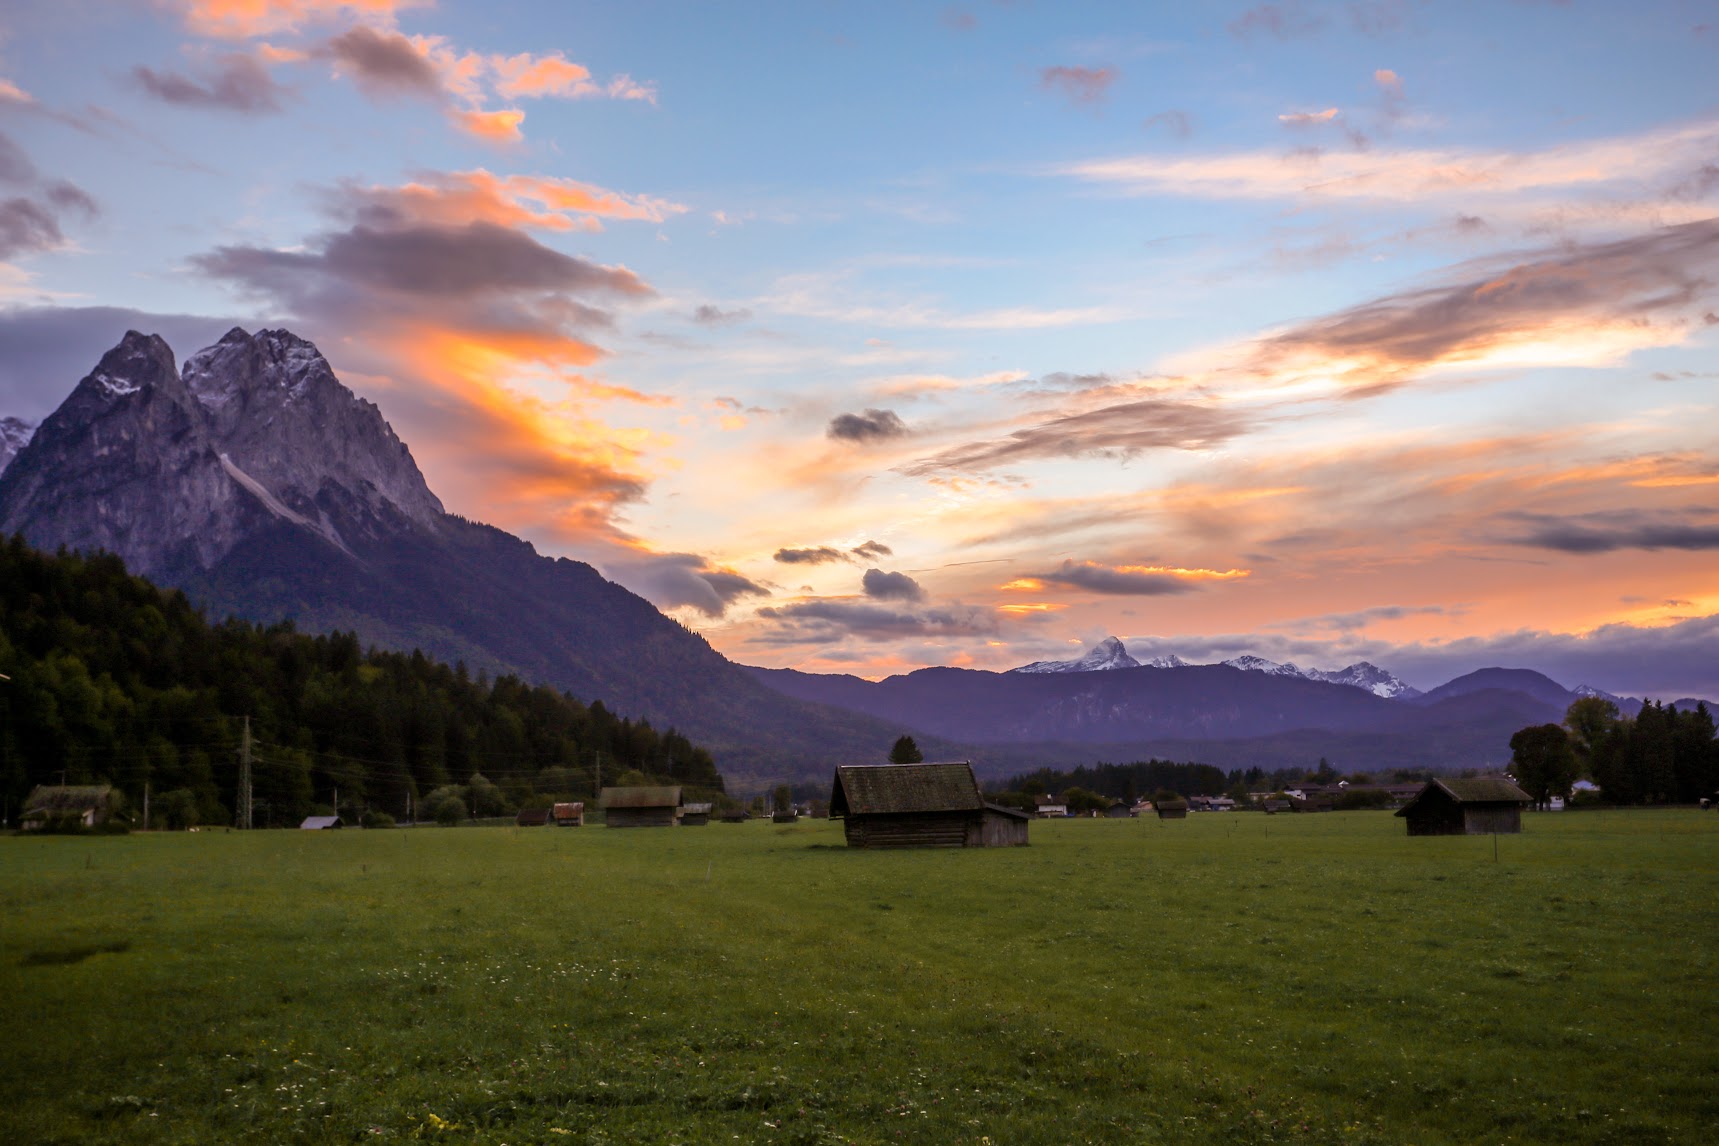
[2,334,1708,784]
[1012,637,1422,699]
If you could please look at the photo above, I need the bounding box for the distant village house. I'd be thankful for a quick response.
[21,785,116,831]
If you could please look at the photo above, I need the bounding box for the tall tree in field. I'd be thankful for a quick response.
[1564,696,1620,773]
[1509,724,1578,809]
[888,735,923,764]
[772,784,792,814]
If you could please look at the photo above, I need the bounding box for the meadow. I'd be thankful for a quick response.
[1,810,1715,1145]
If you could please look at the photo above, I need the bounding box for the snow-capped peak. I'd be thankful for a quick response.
[1223,654,1305,677]
[1146,653,1189,669]
[1222,655,1420,699]
[0,416,36,476]
[1010,636,1143,674]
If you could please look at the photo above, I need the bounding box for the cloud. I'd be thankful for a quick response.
[1350,1,1411,35]
[1040,65,1116,106]
[308,27,657,141]
[321,26,442,98]
[176,1,430,40]
[692,304,752,325]
[1006,559,1248,596]
[904,396,1249,475]
[1278,107,1340,125]
[1228,3,1328,40]
[827,408,909,443]
[132,52,290,113]
[1508,510,1719,554]
[851,540,893,560]
[774,546,851,566]
[942,8,978,32]
[1265,604,1451,633]
[753,599,994,644]
[334,169,685,233]
[1245,218,1719,396]
[0,131,98,262]
[862,569,926,602]
[606,551,768,617]
[1143,109,1192,139]
[1062,119,1719,209]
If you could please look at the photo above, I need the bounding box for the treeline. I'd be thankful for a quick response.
[1511,697,1717,806]
[0,538,724,828]
[996,759,1231,805]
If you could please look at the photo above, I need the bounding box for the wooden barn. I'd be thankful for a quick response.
[1103,801,1134,818]
[681,802,713,826]
[20,784,116,830]
[719,807,750,823]
[1155,796,1189,820]
[600,785,682,828]
[552,802,584,827]
[299,815,343,830]
[828,762,1029,848]
[1396,777,1531,836]
[515,808,550,827]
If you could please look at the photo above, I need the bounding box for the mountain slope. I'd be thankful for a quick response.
[0,328,928,782]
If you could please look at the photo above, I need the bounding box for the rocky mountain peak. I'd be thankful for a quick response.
[0,326,446,577]
[1010,635,1143,674]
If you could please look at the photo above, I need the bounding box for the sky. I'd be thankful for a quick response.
[2,0,1717,699]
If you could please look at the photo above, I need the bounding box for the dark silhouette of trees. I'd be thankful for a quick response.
[888,735,923,764]
[1508,723,1578,809]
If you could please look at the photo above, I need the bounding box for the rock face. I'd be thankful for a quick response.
[0,328,918,781]
[0,416,33,475]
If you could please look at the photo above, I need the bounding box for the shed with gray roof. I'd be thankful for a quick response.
[1396,777,1531,836]
[828,762,1029,848]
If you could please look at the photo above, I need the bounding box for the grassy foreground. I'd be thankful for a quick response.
[1,811,1715,1145]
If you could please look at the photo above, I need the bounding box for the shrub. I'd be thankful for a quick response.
[362,811,396,829]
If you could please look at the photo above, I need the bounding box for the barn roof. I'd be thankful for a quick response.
[24,785,113,813]
[682,802,714,815]
[1395,776,1530,816]
[299,815,343,829]
[830,762,982,816]
[600,786,682,809]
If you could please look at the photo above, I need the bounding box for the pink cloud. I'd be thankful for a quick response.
[1040,65,1116,106]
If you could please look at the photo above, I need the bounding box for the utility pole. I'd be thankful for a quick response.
[237,716,253,830]
[143,781,150,832]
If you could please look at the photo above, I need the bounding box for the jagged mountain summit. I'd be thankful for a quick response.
[0,416,33,474]
[1222,654,1422,699]
[0,328,443,576]
[0,328,920,779]
[1011,636,1143,673]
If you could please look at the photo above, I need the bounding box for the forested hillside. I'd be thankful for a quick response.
[0,538,723,828]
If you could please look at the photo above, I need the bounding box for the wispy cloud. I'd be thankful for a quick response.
[132,50,291,113]
[177,0,430,40]
[1506,510,1719,554]
[1003,559,1248,596]
[1040,65,1117,106]
[828,408,909,443]
[333,169,686,233]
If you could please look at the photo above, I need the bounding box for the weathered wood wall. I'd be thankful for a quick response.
[844,811,969,848]
[606,807,677,828]
[1462,805,1522,834]
[970,809,1029,847]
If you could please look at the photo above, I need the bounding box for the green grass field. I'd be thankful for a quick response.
[2,810,1715,1145]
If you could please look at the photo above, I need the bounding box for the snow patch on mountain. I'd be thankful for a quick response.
[1009,638,1420,698]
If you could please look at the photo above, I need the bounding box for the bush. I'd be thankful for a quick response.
[432,797,465,826]
[362,811,396,829]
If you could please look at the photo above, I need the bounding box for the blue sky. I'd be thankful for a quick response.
[3,0,1718,697]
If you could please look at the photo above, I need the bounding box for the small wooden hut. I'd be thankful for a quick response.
[1103,801,1134,818]
[600,785,682,828]
[552,802,585,827]
[1155,796,1188,820]
[1396,777,1531,836]
[681,802,713,826]
[515,808,550,827]
[20,785,115,830]
[719,807,750,823]
[828,762,1029,848]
